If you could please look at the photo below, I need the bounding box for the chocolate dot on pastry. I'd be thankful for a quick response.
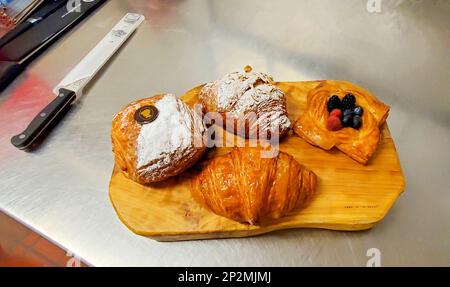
[112,94,207,184]
[134,105,159,124]
[199,67,291,139]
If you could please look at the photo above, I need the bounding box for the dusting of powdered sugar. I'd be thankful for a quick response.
[136,94,204,173]
[202,71,275,112]
[254,109,292,135]
[201,70,291,132]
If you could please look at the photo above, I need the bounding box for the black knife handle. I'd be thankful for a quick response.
[11,89,76,150]
[0,61,24,92]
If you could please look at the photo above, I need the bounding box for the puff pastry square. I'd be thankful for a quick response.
[293,81,390,165]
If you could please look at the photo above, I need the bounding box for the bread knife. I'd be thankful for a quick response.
[11,13,145,150]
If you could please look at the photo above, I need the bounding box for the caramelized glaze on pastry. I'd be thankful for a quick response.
[191,147,317,224]
[199,67,291,139]
[112,94,206,184]
[293,81,390,164]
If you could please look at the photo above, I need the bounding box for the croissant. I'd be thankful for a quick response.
[199,66,291,139]
[112,94,206,184]
[191,147,317,225]
[293,81,390,164]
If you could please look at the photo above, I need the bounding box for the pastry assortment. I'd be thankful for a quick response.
[199,66,291,139]
[191,147,317,224]
[111,69,391,227]
[112,94,206,184]
[293,81,390,165]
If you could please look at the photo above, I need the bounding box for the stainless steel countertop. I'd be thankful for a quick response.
[0,0,449,266]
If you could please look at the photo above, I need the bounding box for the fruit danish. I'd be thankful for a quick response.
[191,147,317,225]
[199,66,291,139]
[293,81,390,165]
[112,94,206,184]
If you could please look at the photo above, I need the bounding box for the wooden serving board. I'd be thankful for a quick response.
[109,81,405,241]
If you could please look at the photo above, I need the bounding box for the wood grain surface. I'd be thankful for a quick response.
[109,81,405,241]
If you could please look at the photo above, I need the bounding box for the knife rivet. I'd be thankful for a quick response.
[40,113,47,117]
[19,134,26,139]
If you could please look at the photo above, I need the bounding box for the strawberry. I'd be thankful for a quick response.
[326,116,342,131]
[330,109,342,118]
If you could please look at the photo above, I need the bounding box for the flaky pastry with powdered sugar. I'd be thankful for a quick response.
[112,94,206,184]
[199,66,291,139]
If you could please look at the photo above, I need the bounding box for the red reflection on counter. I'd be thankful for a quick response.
[0,73,54,158]
[128,0,184,26]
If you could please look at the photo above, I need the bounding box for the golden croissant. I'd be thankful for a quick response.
[293,81,390,164]
[191,147,317,225]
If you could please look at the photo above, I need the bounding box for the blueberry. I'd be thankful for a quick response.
[352,115,362,129]
[342,115,353,127]
[354,106,364,116]
[343,109,354,117]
